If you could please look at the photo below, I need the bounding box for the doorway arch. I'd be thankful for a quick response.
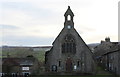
[66,58,73,72]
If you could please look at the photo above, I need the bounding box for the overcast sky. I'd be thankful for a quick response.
[0,0,119,46]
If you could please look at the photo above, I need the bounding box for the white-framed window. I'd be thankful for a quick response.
[22,67,29,70]
[0,73,2,77]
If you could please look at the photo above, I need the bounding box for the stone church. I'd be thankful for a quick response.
[45,6,96,74]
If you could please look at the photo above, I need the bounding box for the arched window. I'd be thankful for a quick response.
[62,35,76,54]
[67,15,71,21]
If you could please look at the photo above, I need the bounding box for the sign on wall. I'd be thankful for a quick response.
[22,67,29,70]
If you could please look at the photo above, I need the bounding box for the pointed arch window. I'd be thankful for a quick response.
[67,15,71,21]
[62,35,76,54]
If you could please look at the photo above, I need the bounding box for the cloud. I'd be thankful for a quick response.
[0,0,119,46]
[2,35,54,46]
[1,24,20,29]
[1,1,62,27]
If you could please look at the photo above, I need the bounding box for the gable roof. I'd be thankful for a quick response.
[2,57,37,66]
[52,27,93,54]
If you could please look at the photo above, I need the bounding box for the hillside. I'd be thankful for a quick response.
[1,46,51,62]
[1,43,99,62]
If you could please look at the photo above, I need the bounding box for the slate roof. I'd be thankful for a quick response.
[2,57,37,66]
[94,41,120,57]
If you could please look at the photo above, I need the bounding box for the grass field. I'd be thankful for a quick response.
[1,48,46,62]
[33,51,45,62]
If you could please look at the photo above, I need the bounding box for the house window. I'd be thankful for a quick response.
[110,56,113,60]
[1,73,5,77]
[62,35,76,54]
[109,63,111,70]
[22,67,29,70]
[22,72,30,77]
[0,73,2,77]
[12,73,17,77]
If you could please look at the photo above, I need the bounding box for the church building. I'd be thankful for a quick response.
[45,6,96,74]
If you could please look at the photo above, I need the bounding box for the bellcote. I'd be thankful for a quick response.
[64,6,74,17]
[64,6,74,29]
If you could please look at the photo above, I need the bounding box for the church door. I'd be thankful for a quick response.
[66,58,73,72]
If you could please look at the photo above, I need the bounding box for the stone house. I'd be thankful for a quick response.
[2,56,40,77]
[94,38,120,75]
[45,6,96,74]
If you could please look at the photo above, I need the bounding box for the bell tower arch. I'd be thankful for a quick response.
[64,6,74,29]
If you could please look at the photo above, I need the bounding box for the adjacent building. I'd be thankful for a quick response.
[2,56,40,77]
[94,38,120,75]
